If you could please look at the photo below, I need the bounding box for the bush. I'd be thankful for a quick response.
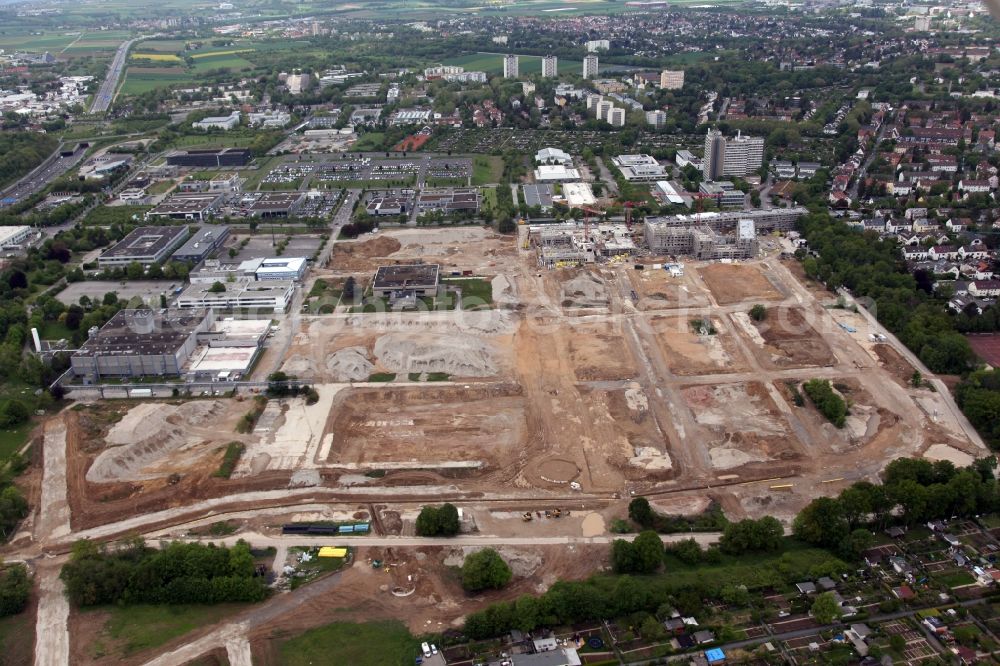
[802,379,847,428]
[0,565,30,616]
[60,538,268,607]
[462,549,512,592]
[415,503,460,537]
[749,304,767,321]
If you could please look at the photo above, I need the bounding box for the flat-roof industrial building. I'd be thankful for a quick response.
[171,225,231,264]
[71,309,212,381]
[166,148,252,168]
[98,226,189,267]
[373,264,440,298]
[0,225,35,251]
[70,309,270,382]
[175,278,295,313]
[240,257,308,281]
[416,188,479,214]
[248,192,306,218]
[146,192,225,221]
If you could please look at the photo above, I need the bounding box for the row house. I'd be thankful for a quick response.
[969,280,1000,298]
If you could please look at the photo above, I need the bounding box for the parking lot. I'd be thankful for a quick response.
[55,280,174,306]
[225,234,324,263]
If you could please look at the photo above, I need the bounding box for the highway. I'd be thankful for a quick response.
[89,37,139,114]
[0,143,87,208]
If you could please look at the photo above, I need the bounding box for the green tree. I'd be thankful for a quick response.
[810,591,843,625]
[793,497,849,548]
[126,261,144,279]
[208,281,226,293]
[749,304,767,321]
[462,548,513,592]
[628,497,655,527]
[632,531,664,573]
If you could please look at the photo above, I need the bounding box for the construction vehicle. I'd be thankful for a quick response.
[522,512,533,522]
[552,508,562,518]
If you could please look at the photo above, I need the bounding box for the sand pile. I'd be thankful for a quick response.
[282,355,315,376]
[326,347,374,381]
[374,332,498,377]
[88,401,225,483]
[492,274,518,306]
[562,272,608,307]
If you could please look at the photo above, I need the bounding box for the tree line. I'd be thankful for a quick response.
[60,539,269,607]
[794,457,999,556]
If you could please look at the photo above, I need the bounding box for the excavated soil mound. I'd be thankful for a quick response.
[326,346,375,381]
[88,401,225,483]
[373,332,498,377]
[561,272,608,308]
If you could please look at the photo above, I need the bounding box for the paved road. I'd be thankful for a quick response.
[849,121,888,201]
[0,144,86,208]
[173,531,723,549]
[89,37,139,114]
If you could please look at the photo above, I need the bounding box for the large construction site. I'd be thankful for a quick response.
[18,221,990,665]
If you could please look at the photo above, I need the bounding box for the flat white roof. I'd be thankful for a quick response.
[212,318,271,338]
[188,346,257,373]
[563,182,596,207]
[0,226,32,245]
[535,165,581,181]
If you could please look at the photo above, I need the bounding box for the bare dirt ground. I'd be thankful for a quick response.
[698,263,784,305]
[565,321,637,381]
[324,384,527,470]
[874,343,918,386]
[682,382,804,473]
[650,315,751,376]
[328,227,513,274]
[627,269,711,310]
[736,307,837,369]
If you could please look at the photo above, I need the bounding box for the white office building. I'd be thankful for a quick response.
[0,225,34,250]
[608,107,626,127]
[503,54,519,79]
[583,54,599,79]
[541,55,558,78]
[193,111,241,131]
[176,278,294,314]
[586,39,610,51]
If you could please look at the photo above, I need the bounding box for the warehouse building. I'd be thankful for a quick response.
[146,192,225,221]
[71,309,213,382]
[416,188,479,214]
[171,225,231,264]
[166,148,252,168]
[248,192,306,218]
[373,264,440,298]
[98,226,189,268]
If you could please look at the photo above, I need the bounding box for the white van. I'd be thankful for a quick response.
[421,642,432,658]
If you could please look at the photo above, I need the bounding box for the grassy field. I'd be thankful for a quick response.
[131,52,182,62]
[191,54,255,73]
[0,422,34,463]
[278,621,421,666]
[442,278,494,310]
[472,156,504,185]
[0,608,35,666]
[120,69,194,95]
[86,604,251,659]
[139,39,187,52]
[189,48,255,59]
[442,52,583,76]
[352,133,386,151]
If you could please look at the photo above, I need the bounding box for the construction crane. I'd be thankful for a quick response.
[580,205,604,255]
[621,201,646,230]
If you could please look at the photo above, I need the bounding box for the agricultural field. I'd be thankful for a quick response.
[119,68,194,95]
